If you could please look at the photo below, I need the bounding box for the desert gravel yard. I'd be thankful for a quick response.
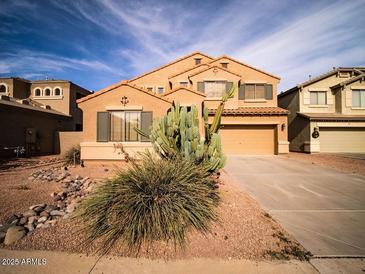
[0,157,307,260]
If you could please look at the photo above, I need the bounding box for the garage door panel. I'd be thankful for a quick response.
[320,127,365,153]
[220,125,275,154]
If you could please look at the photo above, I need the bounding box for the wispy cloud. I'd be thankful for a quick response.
[1,0,364,91]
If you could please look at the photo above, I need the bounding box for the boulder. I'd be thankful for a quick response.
[38,216,48,223]
[44,205,57,212]
[18,217,28,226]
[4,226,26,245]
[22,210,36,218]
[28,216,38,225]
[0,231,5,243]
[29,203,46,210]
[50,210,65,216]
[75,175,83,180]
[24,223,35,232]
[39,211,50,217]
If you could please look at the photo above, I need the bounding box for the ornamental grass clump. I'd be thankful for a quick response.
[77,152,219,253]
[63,145,80,165]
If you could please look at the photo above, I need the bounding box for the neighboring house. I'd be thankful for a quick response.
[0,77,91,157]
[77,52,289,164]
[278,67,365,153]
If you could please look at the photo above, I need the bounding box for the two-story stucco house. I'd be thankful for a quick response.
[278,67,365,153]
[0,77,91,157]
[77,52,289,164]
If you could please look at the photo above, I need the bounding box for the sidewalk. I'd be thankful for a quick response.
[0,249,318,274]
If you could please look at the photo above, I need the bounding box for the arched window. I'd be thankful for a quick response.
[0,83,7,93]
[54,87,62,96]
[34,88,42,96]
[44,88,51,96]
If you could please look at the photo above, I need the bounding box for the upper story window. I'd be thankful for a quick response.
[44,87,52,96]
[34,88,42,96]
[180,82,188,87]
[352,89,365,107]
[339,71,350,78]
[221,62,228,69]
[110,111,140,142]
[54,87,62,96]
[146,87,153,92]
[310,91,327,105]
[204,81,227,98]
[194,58,202,65]
[0,83,7,93]
[157,87,164,94]
[245,84,265,99]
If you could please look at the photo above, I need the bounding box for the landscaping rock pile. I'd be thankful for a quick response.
[1,168,96,245]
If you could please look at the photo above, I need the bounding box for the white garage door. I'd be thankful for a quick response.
[220,125,276,154]
[320,127,365,153]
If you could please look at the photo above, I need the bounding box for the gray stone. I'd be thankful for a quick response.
[44,205,57,212]
[4,226,26,245]
[28,216,38,225]
[50,210,65,216]
[36,223,44,229]
[45,220,57,226]
[0,231,5,243]
[18,217,28,226]
[24,223,35,232]
[37,216,48,223]
[22,210,36,218]
[29,203,46,210]
[39,211,49,217]
[75,175,82,180]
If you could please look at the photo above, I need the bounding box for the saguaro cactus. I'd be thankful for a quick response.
[135,85,235,173]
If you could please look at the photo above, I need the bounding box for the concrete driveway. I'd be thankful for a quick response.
[224,155,365,257]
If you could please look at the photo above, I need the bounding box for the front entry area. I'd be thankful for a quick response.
[220,125,276,154]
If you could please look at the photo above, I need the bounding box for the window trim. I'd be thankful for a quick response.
[109,110,141,142]
[43,86,52,96]
[145,86,154,92]
[0,83,8,94]
[203,80,227,98]
[156,86,165,94]
[179,81,188,87]
[53,86,63,97]
[33,87,42,97]
[309,91,327,106]
[351,89,365,108]
[244,83,266,100]
[220,62,228,68]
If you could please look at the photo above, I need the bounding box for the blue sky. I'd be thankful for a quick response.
[0,0,364,92]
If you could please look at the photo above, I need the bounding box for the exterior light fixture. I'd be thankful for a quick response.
[281,123,286,131]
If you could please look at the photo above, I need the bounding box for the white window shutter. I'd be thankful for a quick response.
[303,90,310,105]
[345,88,352,107]
[327,91,333,105]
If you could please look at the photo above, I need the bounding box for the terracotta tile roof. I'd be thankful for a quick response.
[129,51,214,82]
[76,80,171,104]
[168,63,210,79]
[163,87,206,97]
[188,65,242,78]
[210,56,281,80]
[298,112,365,121]
[209,107,289,116]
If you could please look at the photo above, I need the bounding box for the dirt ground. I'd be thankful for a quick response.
[281,152,365,176]
[0,156,307,260]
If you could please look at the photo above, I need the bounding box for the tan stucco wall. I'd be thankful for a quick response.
[79,85,171,142]
[30,82,71,115]
[129,53,213,91]
[55,131,83,155]
[299,73,352,113]
[340,79,365,115]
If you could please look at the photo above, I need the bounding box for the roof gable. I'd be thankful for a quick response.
[168,63,210,79]
[77,80,171,104]
[129,51,214,82]
[210,56,280,80]
[163,87,206,98]
[188,65,242,78]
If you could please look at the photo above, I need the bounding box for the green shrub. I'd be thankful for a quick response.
[64,145,80,165]
[77,152,219,253]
